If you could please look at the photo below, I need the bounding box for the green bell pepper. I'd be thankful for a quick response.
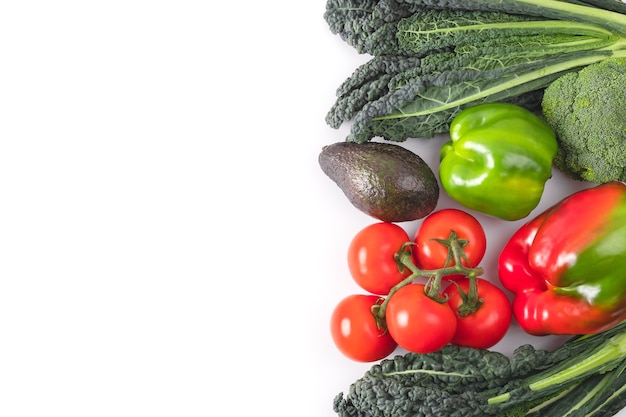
[439,103,558,221]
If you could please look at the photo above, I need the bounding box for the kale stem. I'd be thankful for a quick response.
[487,331,626,405]
[517,0,626,35]
[527,332,626,391]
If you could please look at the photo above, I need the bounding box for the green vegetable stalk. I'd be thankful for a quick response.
[333,320,626,417]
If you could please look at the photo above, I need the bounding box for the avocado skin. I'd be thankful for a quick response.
[319,142,439,222]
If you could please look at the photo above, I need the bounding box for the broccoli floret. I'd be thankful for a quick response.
[541,57,626,183]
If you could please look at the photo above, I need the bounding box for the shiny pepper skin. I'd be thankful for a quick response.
[498,181,626,335]
[439,103,557,221]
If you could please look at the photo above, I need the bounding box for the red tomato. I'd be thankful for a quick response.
[444,278,512,349]
[384,284,456,354]
[330,294,398,362]
[347,222,412,295]
[414,208,486,280]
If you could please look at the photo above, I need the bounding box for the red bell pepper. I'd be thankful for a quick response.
[498,181,626,335]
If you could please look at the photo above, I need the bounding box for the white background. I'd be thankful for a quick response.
[1,2,623,416]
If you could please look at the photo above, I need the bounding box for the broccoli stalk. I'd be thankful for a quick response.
[541,57,626,183]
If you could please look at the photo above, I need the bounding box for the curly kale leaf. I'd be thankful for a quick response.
[396,9,551,56]
[344,65,555,142]
[326,56,422,128]
[324,0,423,54]
[325,2,625,142]
[332,344,554,417]
[397,9,615,56]
[326,29,611,133]
[334,384,493,417]
[395,0,626,35]
[334,55,422,98]
[332,322,626,417]
[449,33,617,66]
[367,347,512,392]
[324,0,626,56]
[345,50,615,142]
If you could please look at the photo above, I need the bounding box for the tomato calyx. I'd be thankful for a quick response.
[449,278,484,317]
[370,297,389,332]
[373,231,484,321]
[429,235,470,270]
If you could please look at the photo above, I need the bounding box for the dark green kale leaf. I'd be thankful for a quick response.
[344,49,615,142]
[332,322,626,417]
[345,65,556,142]
[324,0,422,54]
[395,0,626,35]
[326,56,422,128]
[332,344,554,417]
[570,0,626,14]
[325,2,621,141]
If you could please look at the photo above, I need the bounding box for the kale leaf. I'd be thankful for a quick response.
[324,0,626,142]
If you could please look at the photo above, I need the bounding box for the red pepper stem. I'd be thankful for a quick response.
[373,231,484,322]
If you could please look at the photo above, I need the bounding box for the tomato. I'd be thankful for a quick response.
[443,278,512,349]
[347,222,412,295]
[384,284,456,354]
[414,208,486,280]
[330,294,398,362]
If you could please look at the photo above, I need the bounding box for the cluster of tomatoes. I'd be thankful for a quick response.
[330,208,513,362]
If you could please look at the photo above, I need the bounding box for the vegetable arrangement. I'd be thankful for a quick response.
[320,0,626,416]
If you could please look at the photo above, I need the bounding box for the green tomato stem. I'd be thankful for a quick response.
[454,274,485,317]
[373,231,484,322]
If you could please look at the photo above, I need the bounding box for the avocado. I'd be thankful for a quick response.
[319,142,439,222]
